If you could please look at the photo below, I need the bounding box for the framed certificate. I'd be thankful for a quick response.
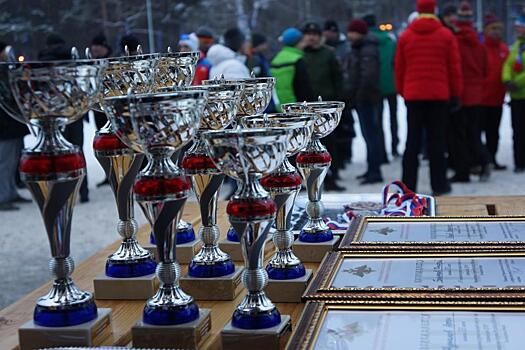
[288,301,525,350]
[339,216,525,252]
[291,193,436,235]
[303,251,525,301]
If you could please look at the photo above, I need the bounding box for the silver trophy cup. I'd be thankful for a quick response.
[241,113,315,279]
[203,127,289,329]
[179,83,244,277]
[124,89,207,325]
[282,101,345,243]
[7,58,106,327]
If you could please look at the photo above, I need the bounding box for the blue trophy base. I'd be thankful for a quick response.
[188,259,236,278]
[105,258,157,278]
[150,229,196,245]
[298,229,333,243]
[143,302,200,326]
[231,308,281,329]
[266,263,306,280]
[226,227,240,242]
[34,300,98,327]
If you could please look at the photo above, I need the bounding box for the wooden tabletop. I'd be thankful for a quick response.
[1,195,523,350]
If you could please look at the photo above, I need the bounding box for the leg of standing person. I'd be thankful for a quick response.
[0,139,22,210]
[449,108,470,181]
[466,106,491,181]
[424,101,451,194]
[356,103,383,184]
[511,100,525,172]
[63,119,89,202]
[377,98,389,164]
[482,106,505,169]
[402,101,424,192]
[387,94,399,157]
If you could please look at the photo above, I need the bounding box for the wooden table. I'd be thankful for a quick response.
[1,195,523,349]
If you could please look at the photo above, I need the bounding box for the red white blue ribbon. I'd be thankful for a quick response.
[380,181,427,216]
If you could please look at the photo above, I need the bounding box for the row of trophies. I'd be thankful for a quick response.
[0,45,344,349]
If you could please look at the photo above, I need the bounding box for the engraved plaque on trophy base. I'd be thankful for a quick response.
[144,239,202,264]
[179,267,244,301]
[18,308,112,350]
[219,236,274,262]
[221,315,291,350]
[265,269,313,303]
[132,309,211,349]
[93,273,158,300]
[292,236,340,263]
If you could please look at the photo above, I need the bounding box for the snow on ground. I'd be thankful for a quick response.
[0,100,523,308]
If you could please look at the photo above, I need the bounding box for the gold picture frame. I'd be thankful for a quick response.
[303,251,525,301]
[339,216,525,252]
[288,300,525,350]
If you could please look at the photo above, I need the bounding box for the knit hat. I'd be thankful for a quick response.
[440,3,457,17]
[196,27,214,39]
[223,28,245,52]
[280,28,303,46]
[457,1,474,22]
[484,14,503,29]
[251,33,267,48]
[302,22,322,35]
[323,20,339,32]
[416,0,436,14]
[347,19,368,35]
[363,14,377,27]
[179,33,199,51]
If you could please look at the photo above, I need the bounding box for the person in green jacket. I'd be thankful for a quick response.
[302,22,346,191]
[270,28,314,111]
[364,14,399,159]
[502,15,525,173]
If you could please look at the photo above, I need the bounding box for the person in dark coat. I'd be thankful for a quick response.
[481,14,509,170]
[0,43,30,210]
[323,20,356,167]
[347,19,384,185]
[38,34,90,202]
[364,14,399,160]
[302,22,346,191]
[449,1,490,183]
[395,0,462,195]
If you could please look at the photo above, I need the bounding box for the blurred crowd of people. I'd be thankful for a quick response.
[2,0,525,210]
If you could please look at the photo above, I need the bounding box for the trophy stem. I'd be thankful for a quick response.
[135,158,199,326]
[182,138,236,277]
[296,138,333,243]
[19,123,97,327]
[261,159,305,280]
[228,178,281,329]
[94,129,156,278]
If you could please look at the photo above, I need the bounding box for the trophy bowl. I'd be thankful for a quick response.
[282,101,344,139]
[9,59,105,128]
[127,89,208,326]
[179,83,244,278]
[281,101,345,243]
[102,53,161,98]
[203,127,290,329]
[157,51,199,87]
[8,58,106,327]
[204,76,275,117]
[241,113,315,157]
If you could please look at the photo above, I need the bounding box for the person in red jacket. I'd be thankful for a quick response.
[449,1,491,183]
[481,14,509,170]
[395,0,462,195]
[179,33,211,85]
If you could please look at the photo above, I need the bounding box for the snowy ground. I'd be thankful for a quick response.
[0,99,522,309]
